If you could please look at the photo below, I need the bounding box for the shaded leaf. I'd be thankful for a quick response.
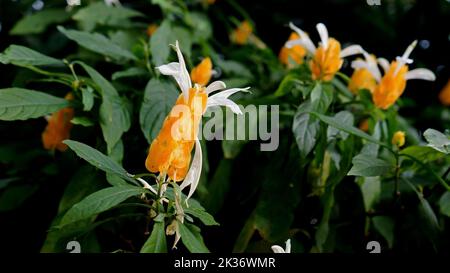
[0,45,63,66]
[58,26,137,61]
[348,154,393,177]
[140,221,167,253]
[139,78,178,143]
[0,88,69,121]
[59,185,146,227]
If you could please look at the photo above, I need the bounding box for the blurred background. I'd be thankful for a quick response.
[0,0,449,252]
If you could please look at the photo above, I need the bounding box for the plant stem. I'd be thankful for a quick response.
[399,154,450,191]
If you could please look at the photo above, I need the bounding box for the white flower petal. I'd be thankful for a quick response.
[271,245,285,253]
[206,87,250,114]
[405,68,436,81]
[180,138,202,202]
[340,44,364,58]
[362,51,381,82]
[206,80,227,94]
[316,23,329,49]
[156,62,180,75]
[351,59,368,70]
[285,239,291,253]
[288,22,316,54]
[173,41,192,101]
[207,97,243,114]
[377,58,390,73]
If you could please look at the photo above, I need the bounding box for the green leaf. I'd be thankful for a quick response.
[216,59,253,79]
[73,2,143,31]
[348,153,393,177]
[150,20,172,66]
[423,128,450,154]
[419,196,440,231]
[0,184,38,212]
[63,140,136,185]
[10,9,72,35]
[310,83,333,113]
[81,86,95,111]
[70,116,94,127]
[273,74,303,97]
[139,78,178,143]
[372,216,394,248]
[178,222,210,253]
[439,192,450,217]
[202,159,233,214]
[0,88,69,121]
[0,45,63,66]
[76,62,131,152]
[400,145,445,162]
[57,166,103,214]
[58,26,137,61]
[188,12,212,41]
[358,176,381,212]
[185,207,219,226]
[59,185,146,227]
[327,111,354,140]
[140,221,167,253]
[172,26,192,60]
[112,67,148,80]
[292,101,319,158]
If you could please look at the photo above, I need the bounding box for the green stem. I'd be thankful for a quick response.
[400,153,450,191]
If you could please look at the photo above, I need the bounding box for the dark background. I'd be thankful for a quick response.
[0,0,448,252]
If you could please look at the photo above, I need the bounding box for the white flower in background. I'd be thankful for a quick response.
[271,239,291,253]
[66,0,81,7]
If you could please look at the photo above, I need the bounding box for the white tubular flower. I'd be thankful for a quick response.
[153,41,250,202]
[271,239,291,253]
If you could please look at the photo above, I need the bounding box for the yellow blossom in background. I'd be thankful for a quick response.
[358,119,369,132]
[348,68,377,94]
[373,61,408,109]
[42,93,74,152]
[191,57,213,86]
[366,41,436,109]
[231,21,253,45]
[438,79,450,106]
[286,22,363,81]
[146,24,158,37]
[392,131,406,147]
[279,32,307,67]
[310,38,343,81]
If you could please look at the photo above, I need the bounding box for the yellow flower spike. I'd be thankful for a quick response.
[363,41,436,109]
[286,22,364,81]
[191,57,213,86]
[373,61,408,109]
[310,38,343,81]
[42,92,74,152]
[231,21,253,45]
[438,79,450,106]
[146,41,249,203]
[348,68,377,94]
[392,131,406,148]
[279,32,307,67]
[146,24,158,37]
